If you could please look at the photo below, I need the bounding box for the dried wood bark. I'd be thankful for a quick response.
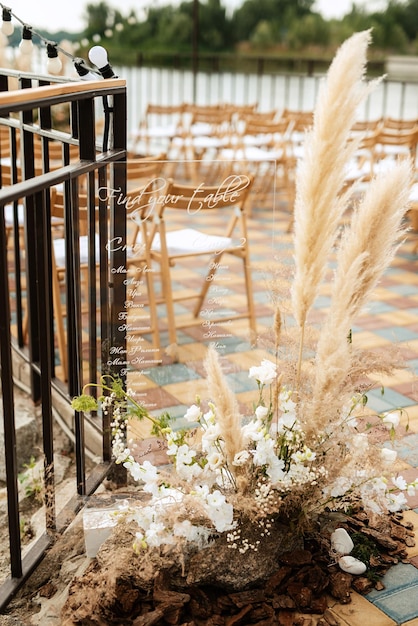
[60,509,415,625]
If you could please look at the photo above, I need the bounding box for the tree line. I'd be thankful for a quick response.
[79,0,418,65]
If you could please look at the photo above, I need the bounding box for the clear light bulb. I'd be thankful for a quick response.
[1,9,14,36]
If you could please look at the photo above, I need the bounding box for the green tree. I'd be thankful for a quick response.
[370,20,409,51]
[385,0,418,43]
[287,13,331,49]
[250,20,277,49]
[231,0,315,43]
[83,1,113,39]
[198,0,232,51]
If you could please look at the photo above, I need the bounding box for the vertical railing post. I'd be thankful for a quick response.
[33,188,56,531]
[0,204,22,578]
[106,88,128,483]
[20,81,42,404]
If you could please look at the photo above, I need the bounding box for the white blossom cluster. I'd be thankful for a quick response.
[108,359,417,552]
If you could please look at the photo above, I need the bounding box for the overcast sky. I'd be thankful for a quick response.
[8,0,388,34]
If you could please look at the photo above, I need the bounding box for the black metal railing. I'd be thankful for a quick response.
[0,69,128,608]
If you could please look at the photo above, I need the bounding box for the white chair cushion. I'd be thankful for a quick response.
[152,228,232,254]
[53,234,100,268]
[4,203,24,225]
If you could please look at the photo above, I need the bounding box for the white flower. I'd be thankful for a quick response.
[166,441,179,457]
[381,448,397,464]
[387,491,408,512]
[206,451,224,470]
[176,444,196,465]
[255,405,269,420]
[145,522,166,547]
[292,447,316,463]
[232,450,251,466]
[123,459,142,481]
[184,404,202,423]
[201,424,221,451]
[204,490,234,532]
[173,521,210,547]
[277,412,297,432]
[266,457,285,483]
[176,460,203,481]
[248,359,277,386]
[193,484,210,499]
[139,461,160,495]
[253,438,276,466]
[203,408,215,424]
[279,388,296,413]
[392,475,407,490]
[407,483,417,497]
[382,411,401,430]
[206,490,226,508]
[329,476,352,498]
[241,419,265,443]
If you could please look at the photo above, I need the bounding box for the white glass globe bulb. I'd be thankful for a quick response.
[47,56,62,74]
[19,27,33,55]
[19,38,33,55]
[88,45,108,69]
[1,20,13,36]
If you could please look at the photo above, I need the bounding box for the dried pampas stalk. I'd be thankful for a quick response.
[291,30,380,385]
[274,306,282,351]
[204,346,243,467]
[311,158,413,419]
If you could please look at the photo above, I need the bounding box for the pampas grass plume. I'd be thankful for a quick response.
[204,345,244,467]
[291,30,379,330]
[311,158,413,413]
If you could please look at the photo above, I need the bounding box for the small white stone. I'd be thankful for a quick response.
[330,528,354,555]
[338,555,367,575]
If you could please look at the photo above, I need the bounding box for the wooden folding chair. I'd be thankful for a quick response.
[147,174,256,347]
[130,103,186,157]
[219,116,296,220]
[125,153,166,189]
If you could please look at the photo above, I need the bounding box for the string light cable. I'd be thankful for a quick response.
[0,2,103,79]
[0,3,121,151]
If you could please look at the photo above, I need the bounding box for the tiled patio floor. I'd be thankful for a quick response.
[126,195,418,625]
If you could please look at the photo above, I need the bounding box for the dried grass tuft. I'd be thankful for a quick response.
[204,346,244,467]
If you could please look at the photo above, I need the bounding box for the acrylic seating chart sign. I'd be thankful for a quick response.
[101,157,281,462]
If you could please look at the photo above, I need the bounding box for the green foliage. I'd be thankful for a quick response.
[287,14,331,50]
[250,20,277,49]
[18,456,43,502]
[71,394,98,413]
[350,531,382,582]
[78,0,418,71]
